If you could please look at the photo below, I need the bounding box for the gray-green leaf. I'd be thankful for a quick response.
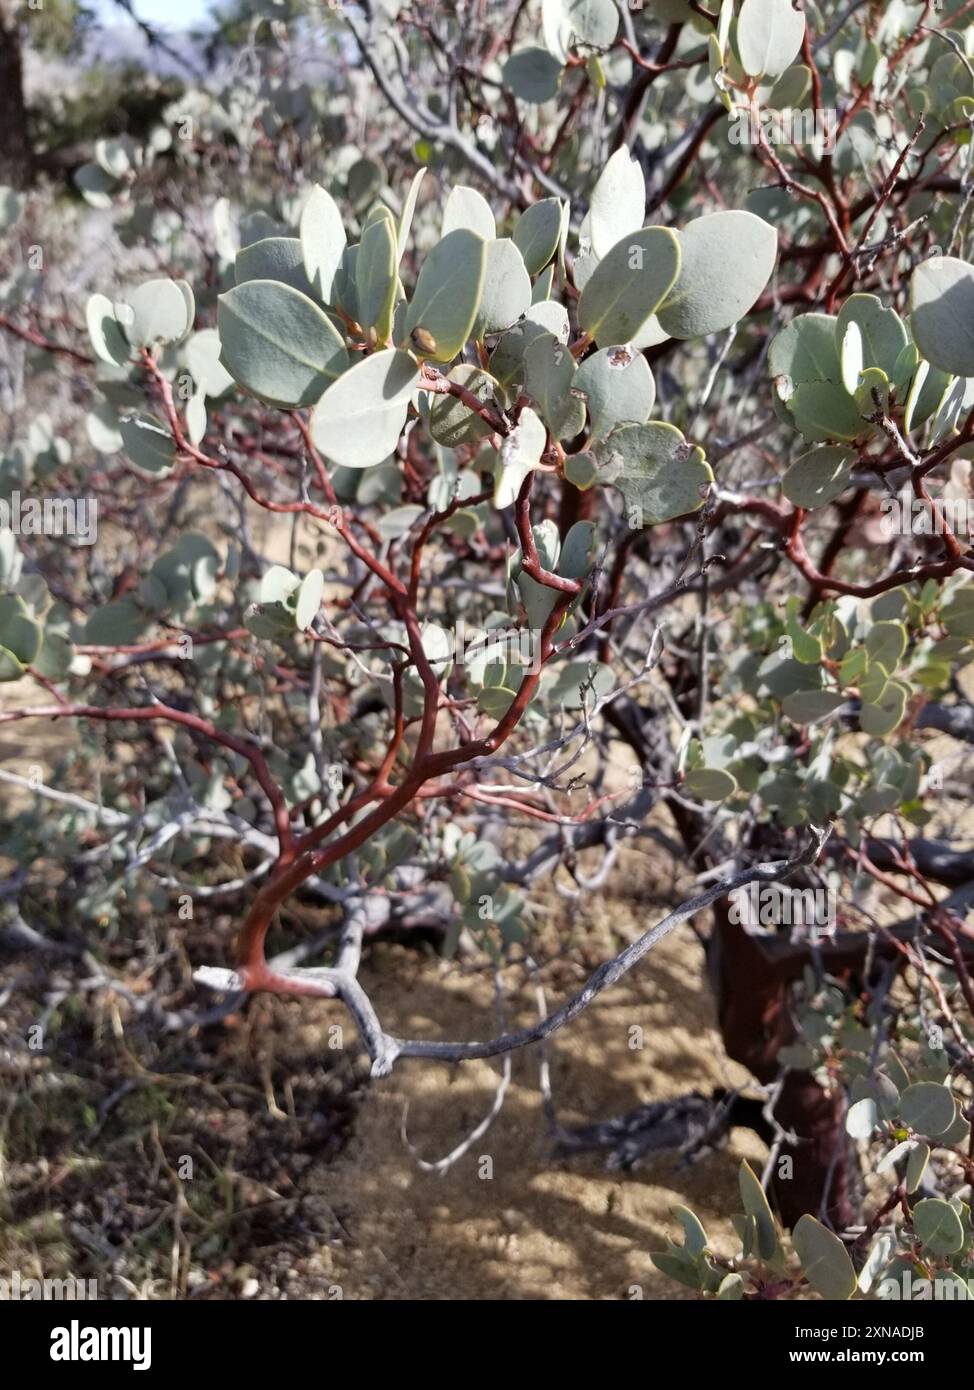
[310,348,419,469]
[542,0,618,62]
[899,1081,957,1137]
[578,227,681,347]
[685,767,738,801]
[782,446,854,508]
[494,408,547,507]
[589,146,645,260]
[910,255,974,377]
[524,332,585,440]
[236,237,315,296]
[912,1198,965,1256]
[218,280,350,408]
[474,239,532,337]
[793,1214,857,1300]
[599,421,712,524]
[124,278,193,348]
[86,294,130,366]
[574,344,655,438]
[357,210,399,342]
[512,198,563,275]
[656,211,777,339]
[502,47,563,104]
[442,185,496,241]
[737,0,806,79]
[404,228,487,363]
[119,414,176,478]
[295,569,324,630]
[429,365,504,448]
[300,184,347,303]
[739,1160,780,1261]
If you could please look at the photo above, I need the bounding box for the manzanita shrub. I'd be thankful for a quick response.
[4,0,974,1299]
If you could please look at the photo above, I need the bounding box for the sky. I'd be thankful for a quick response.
[90,0,218,30]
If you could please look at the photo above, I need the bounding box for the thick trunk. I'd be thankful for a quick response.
[656,785,855,1230]
[710,899,854,1230]
[0,6,33,188]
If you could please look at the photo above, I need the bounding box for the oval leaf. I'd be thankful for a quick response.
[577,227,681,347]
[656,212,777,339]
[124,278,191,348]
[310,349,420,469]
[575,344,655,439]
[912,1198,965,1256]
[685,767,738,801]
[737,0,806,79]
[295,569,325,631]
[300,184,347,302]
[119,414,176,478]
[218,280,350,408]
[782,446,854,509]
[600,421,712,524]
[474,239,532,337]
[793,1214,857,1300]
[236,237,314,296]
[589,146,645,260]
[357,212,399,342]
[502,47,563,103]
[404,228,487,363]
[86,294,130,366]
[899,1081,957,1138]
[739,1160,780,1260]
[512,198,563,275]
[442,185,496,241]
[910,255,974,377]
[429,364,505,447]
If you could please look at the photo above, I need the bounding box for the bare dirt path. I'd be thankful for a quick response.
[284,882,763,1301]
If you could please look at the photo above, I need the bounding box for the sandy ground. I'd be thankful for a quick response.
[257,876,764,1302]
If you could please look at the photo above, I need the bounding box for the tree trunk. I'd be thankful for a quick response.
[656,784,855,1230]
[0,3,34,188]
[709,899,854,1230]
